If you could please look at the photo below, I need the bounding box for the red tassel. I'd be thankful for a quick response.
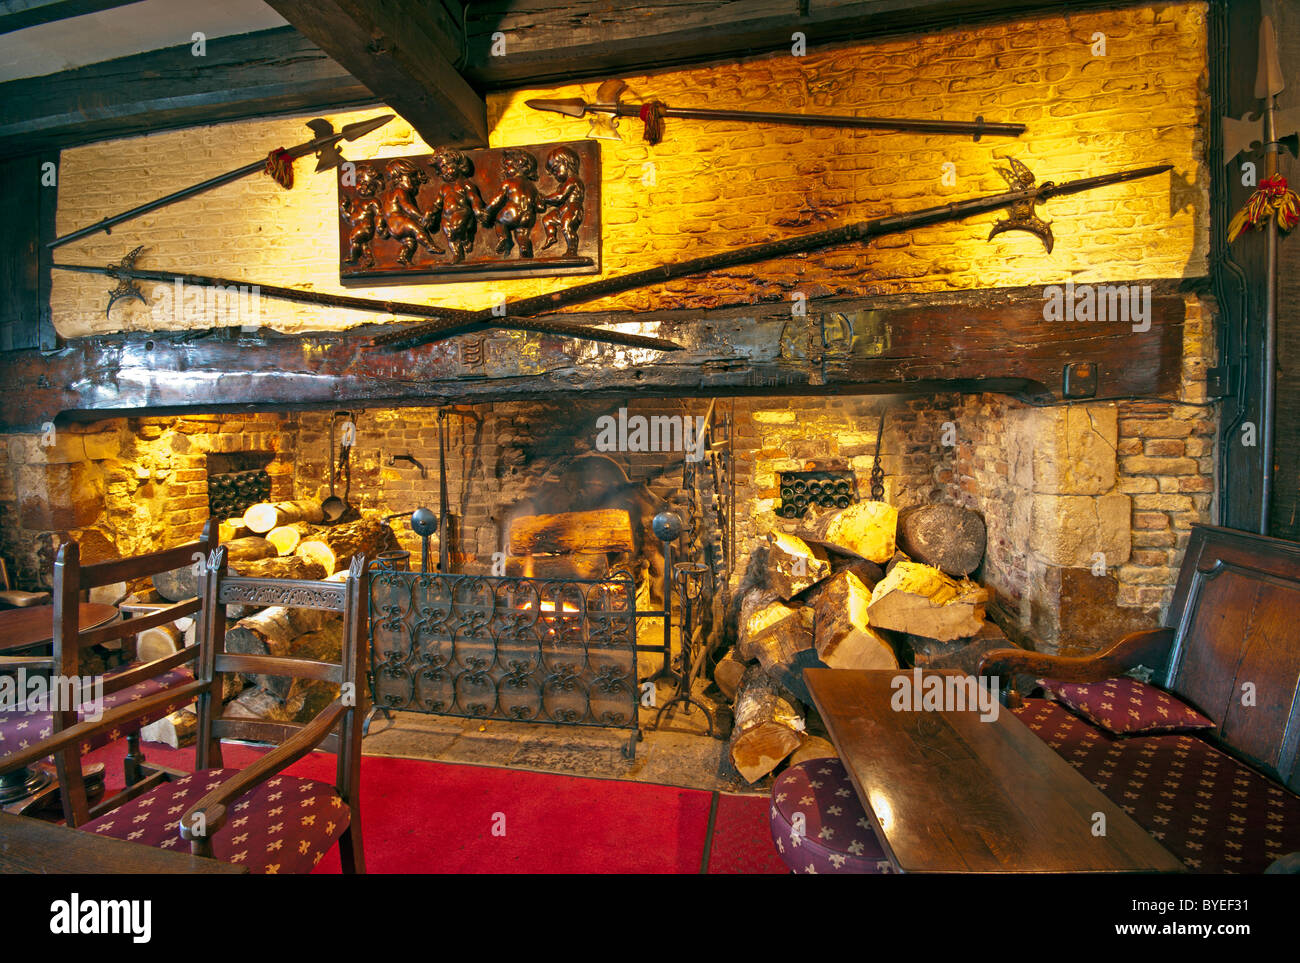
[264,148,294,189]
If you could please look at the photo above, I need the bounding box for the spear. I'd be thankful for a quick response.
[50,253,684,353]
[370,161,1172,351]
[527,92,1024,143]
[47,114,396,250]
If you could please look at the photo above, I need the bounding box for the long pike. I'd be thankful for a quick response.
[370,162,1173,351]
[47,114,395,250]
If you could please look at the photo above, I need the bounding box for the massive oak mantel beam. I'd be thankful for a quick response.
[264,0,487,149]
[0,284,1186,431]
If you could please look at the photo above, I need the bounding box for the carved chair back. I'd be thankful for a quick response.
[194,546,370,825]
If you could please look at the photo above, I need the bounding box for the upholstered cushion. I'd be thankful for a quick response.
[769,758,892,874]
[1040,676,1214,737]
[83,768,349,874]
[1014,698,1300,873]
[0,666,194,760]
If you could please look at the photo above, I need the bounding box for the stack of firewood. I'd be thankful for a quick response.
[715,500,996,784]
[135,503,398,744]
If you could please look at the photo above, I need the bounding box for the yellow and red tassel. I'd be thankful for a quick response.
[264,148,294,190]
[1228,174,1300,242]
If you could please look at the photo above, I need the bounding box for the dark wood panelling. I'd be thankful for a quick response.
[0,153,56,351]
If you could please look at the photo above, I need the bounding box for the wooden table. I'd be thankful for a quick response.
[0,603,119,654]
[805,668,1187,874]
[0,813,246,873]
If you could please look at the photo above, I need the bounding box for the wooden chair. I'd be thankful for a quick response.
[0,525,216,820]
[1,545,372,873]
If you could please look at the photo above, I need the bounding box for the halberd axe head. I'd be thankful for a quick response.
[1223,108,1300,166]
[306,114,395,172]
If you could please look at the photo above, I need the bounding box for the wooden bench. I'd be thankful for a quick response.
[979,524,1300,872]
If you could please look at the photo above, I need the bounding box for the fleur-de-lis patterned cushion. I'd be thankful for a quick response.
[83,768,349,874]
[1013,698,1300,873]
[1040,677,1214,737]
[0,666,194,762]
[768,758,893,874]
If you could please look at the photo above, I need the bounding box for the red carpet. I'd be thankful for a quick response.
[78,740,783,873]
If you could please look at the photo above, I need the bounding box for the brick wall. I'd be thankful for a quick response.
[49,4,1206,336]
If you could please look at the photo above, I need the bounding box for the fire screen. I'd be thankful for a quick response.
[368,570,641,756]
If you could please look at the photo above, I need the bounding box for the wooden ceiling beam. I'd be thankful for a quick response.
[0,26,375,159]
[263,0,487,149]
[0,0,142,35]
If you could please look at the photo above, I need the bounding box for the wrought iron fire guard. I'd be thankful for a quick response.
[368,569,642,757]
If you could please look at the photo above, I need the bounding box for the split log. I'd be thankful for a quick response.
[218,518,251,542]
[788,736,838,766]
[897,504,987,577]
[254,623,343,702]
[814,570,899,671]
[504,553,610,580]
[136,623,184,663]
[712,647,748,701]
[152,536,277,601]
[296,516,391,575]
[231,555,327,582]
[737,593,814,672]
[225,605,334,660]
[243,500,325,534]
[266,522,316,556]
[824,500,898,564]
[729,664,805,784]
[765,531,832,600]
[508,509,634,556]
[140,708,198,749]
[867,561,988,642]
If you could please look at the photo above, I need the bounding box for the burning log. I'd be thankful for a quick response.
[296,516,393,574]
[243,499,326,534]
[814,570,899,670]
[824,500,898,564]
[266,522,317,556]
[508,509,635,556]
[867,561,988,642]
[729,663,805,784]
[765,531,832,600]
[503,553,610,580]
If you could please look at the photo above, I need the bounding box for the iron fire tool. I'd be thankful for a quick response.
[526,82,1025,144]
[51,251,683,351]
[870,408,887,501]
[371,160,1174,352]
[1222,17,1300,534]
[47,114,396,250]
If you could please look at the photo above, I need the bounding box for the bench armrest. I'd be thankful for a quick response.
[178,699,348,855]
[978,627,1176,704]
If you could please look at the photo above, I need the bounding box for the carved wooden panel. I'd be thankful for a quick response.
[337,140,601,284]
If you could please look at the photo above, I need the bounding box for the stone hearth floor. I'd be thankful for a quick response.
[360,701,760,795]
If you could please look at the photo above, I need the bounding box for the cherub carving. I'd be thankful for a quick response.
[339,164,384,268]
[481,149,543,258]
[540,146,585,257]
[427,148,487,264]
[380,159,444,264]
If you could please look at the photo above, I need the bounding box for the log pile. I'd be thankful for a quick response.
[710,500,994,785]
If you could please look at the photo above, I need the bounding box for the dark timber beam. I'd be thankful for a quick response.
[0,0,141,34]
[264,0,488,149]
[462,0,1149,89]
[0,285,1185,430]
[0,27,376,159]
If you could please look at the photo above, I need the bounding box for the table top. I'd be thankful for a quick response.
[805,668,1187,874]
[0,603,119,654]
[0,812,246,874]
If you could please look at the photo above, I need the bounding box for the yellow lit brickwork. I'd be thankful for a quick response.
[51,2,1207,337]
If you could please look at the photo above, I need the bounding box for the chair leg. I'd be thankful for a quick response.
[338,822,365,875]
[123,732,143,786]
